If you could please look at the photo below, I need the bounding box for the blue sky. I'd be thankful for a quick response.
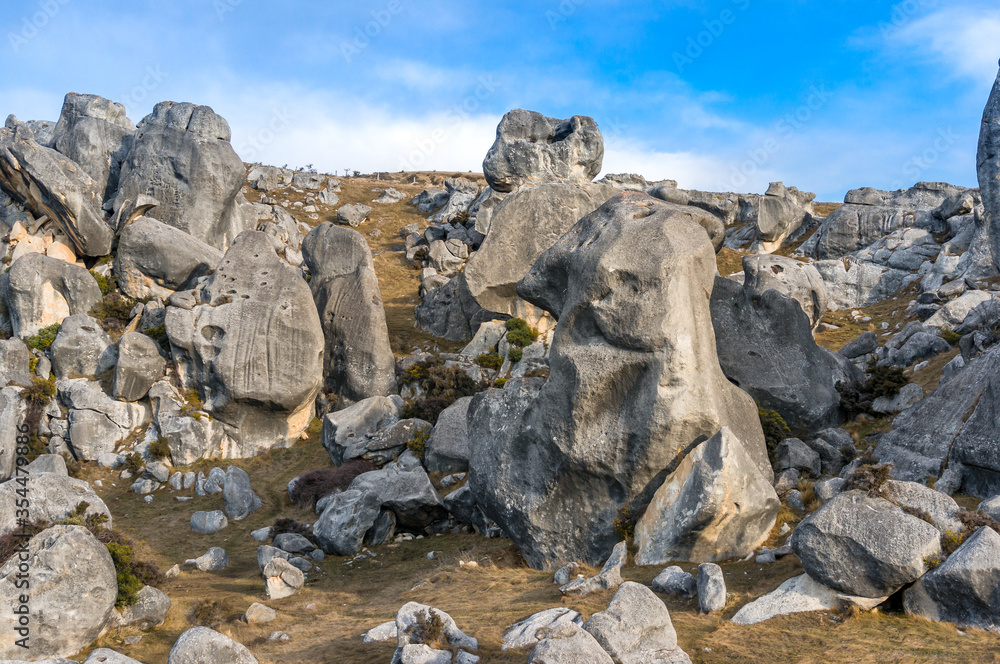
[1,0,998,200]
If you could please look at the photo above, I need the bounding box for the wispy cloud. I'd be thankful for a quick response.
[892,4,1000,82]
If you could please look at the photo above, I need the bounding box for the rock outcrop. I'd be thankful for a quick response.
[301,223,395,406]
[115,216,223,300]
[2,252,103,338]
[979,61,1000,272]
[114,101,252,251]
[165,231,324,455]
[482,109,603,192]
[469,192,769,569]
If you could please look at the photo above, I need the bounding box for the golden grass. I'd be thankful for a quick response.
[813,202,843,217]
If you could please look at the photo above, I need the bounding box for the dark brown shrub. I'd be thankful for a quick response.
[289,460,378,508]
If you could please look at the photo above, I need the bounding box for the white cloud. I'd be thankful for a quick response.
[894,6,1000,82]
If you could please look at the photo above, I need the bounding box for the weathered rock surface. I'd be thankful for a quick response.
[393,602,478,662]
[583,582,691,664]
[979,62,1000,272]
[223,466,261,521]
[635,428,779,564]
[790,490,942,597]
[741,254,828,329]
[711,274,861,431]
[349,453,446,530]
[0,119,114,256]
[337,203,371,227]
[50,313,116,378]
[167,627,258,664]
[301,223,395,406]
[114,102,252,251]
[903,525,1000,633]
[0,473,111,536]
[113,332,166,402]
[116,585,171,630]
[424,396,472,474]
[697,563,726,613]
[59,378,149,460]
[502,608,582,651]
[527,623,613,664]
[3,252,103,338]
[50,92,135,202]
[191,510,228,534]
[0,526,117,660]
[263,557,304,599]
[731,573,886,625]
[0,388,27,483]
[321,395,402,464]
[651,567,697,597]
[166,231,324,455]
[115,217,223,300]
[313,488,381,555]
[469,192,768,569]
[560,541,627,597]
[483,109,603,192]
[754,183,814,252]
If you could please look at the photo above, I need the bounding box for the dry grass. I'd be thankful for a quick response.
[814,284,920,353]
[813,202,843,217]
[716,248,749,277]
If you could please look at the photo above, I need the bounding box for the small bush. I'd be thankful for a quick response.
[844,452,893,499]
[122,452,145,474]
[105,540,144,607]
[508,348,523,364]
[407,429,430,459]
[270,518,319,547]
[612,504,637,542]
[288,460,378,508]
[493,378,507,388]
[838,362,911,418]
[758,406,790,458]
[408,609,448,650]
[400,358,485,424]
[868,365,908,400]
[522,368,550,379]
[188,600,233,628]
[956,508,1000,535]
[90,292,135,333]
[941,529,966,555]
[89,270,114,297]
[24,324,60,351]
[940,328,961,346]
[22,376,55,407]
[149,437,171,461]
[143,324,169,347]
[475,352,502,371]
[505,318,539,348]
[798,479,822,512]
[902,505,934,525]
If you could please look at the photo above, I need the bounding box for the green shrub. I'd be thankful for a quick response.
[407,429,430,459]
[508,348,523,364]
[612,504,637,542]
[401,359,485,424]
[149,437,171,461]
[89,270,114,297]
[940,328,961,346]
[24,324,60,351]
[868,364,908,400]
[838,362,911,418]
[22,376,55,406]
[475,352,502,371]
[758,406,790,458]
[143,324,169,347]
[90,292,135,333]
[122,452,144,474]
[493,378,507,388]
[505,318,538,348]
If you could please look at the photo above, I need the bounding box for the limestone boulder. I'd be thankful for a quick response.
[3,252,102,338]
[301,223,395,406]
[113,332,166,402]
[115,217,223,300]
[165,231,324,455]
[114,102,253,251]
[483,109,603,192]
[0,473,112,537]
[979,62,1000,272]
[469,192,769,569]
[582,582,691,664]
[741,254,828,329]
[634,428,779,565]
[167,627,258,664]
[49,314,116,378]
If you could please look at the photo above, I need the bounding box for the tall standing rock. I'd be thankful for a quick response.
[301,223,395,406]
[114,101,252,251]
[165,231,324,455]
[469,192,769,569]
[0,119,114,256]
[2,252,103,338]
[482,109,604,193]
[979,60,1000,271]
[50,92,135,203]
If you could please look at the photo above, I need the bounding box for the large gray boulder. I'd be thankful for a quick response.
[754,183,814,252]
[463,181,616,320]
[348,452,446,530]
[50,313,116,378]
[114,101,253,251]
[414,272,495,342]
[3,252,103,338]
[582,582,691,664]
[113,332,166,402]
[313,488,382,555]
[424,396,471,474]
[731,573,886,625]
[59,378,149,460]
[115,217,223,300]
[528,623,614,664]
[0,339,30,387]
[0,119,114,256]
[167,627,258,664]
[634,427,779,564]
[904,525,1000,633]
[741,254,828,329]
[50,92,135,202]
[222,466,261,521]
[0,473,112,536]
[482,109,603,192]
[790,490,942,597]
[469,192,769,569]
[875,344,1000,496]
[0,526,117,661]
[301,223,395,406]
[711,274,861,431]
[321,395,401,465]
[0,388,28,483]
[979,62,1000,272]
[116,585,171,630]
[165,231,324,455]
[331,418,430,468]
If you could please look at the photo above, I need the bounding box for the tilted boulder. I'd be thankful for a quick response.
[3,246,102,339]
[313,488,381,555]
[790,490,942,598]
[483,109,603,192]
[634,427,779,565]
[979,61,1000,272]
[166,231,324,455]
[0,387,27,483]
[0,119,114,256]
[904,525,1000,633]
[0,526,117,660]
[731,573,885,625]
[50,92,135,203]
[753,182,815,252]
[301,223,395,406]
[115,217,223,300]
[711,275,861,431]
[741,254,828,329]
[582,582,691,664]
[59,378,149,460]
[113,332,166,402]
[528,622,614,664]
[114,101,253,251]
[469,192,769,569]
[463,181,616,322]
[875,344,1000,496]
[348,452,446,530]
[321,394,402,465]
